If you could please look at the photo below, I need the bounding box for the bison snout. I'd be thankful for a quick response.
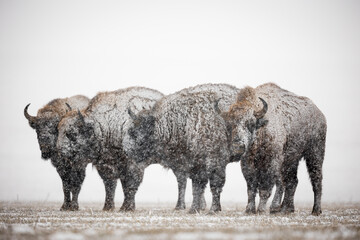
[40,145,53,159]
[232,143,246,155]
[41,151,52,159]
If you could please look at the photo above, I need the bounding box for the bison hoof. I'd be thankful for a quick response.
[200,199,206,211]
[210,205,221,213]
[188,208,200,214]
[270,207,281,214]
[312,206,322,216]
[120,203,135,212]
[207,210,217,215]
[280,206,295,215]
[175,204,186,210]
[245,206,256,215]
[245,209,256,215]
[257,208,266,215]
[312,211,322,216]
[60,203,71,211]
[119,207,135,212]
[69,202,79,211]
[103,204,115,211]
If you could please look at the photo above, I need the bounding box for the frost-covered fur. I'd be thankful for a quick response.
[124,84,240,214]
[56,87,164,211]
[222,83,327,215]
[24,95,90,211]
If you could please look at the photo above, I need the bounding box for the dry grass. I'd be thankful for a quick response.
[0,201,359,239]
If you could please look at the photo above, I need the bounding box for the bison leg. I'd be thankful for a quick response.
[120,187,136,212]
[200,192,207,211]
[270,179,284,214]
[209,168,225,214]
[174,171,187,210]
[241,159,257,214]
[60,179,71,211]
[69,189,79,211]
[189,177,207,214]
[69,169,86,211]
[97,166,117,211]
[258,167,276,214]
[305,140,325,216]
[281,159,300,214]
[119,166,144,212]
[243,172,257,214]
[102,179,117,211]
[245,183,257,214]
[258,189,271,214]
[57,167,72,211]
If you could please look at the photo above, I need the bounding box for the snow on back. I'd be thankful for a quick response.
[133,83,241,171]
[38,95,90,119]
[154,83,239,117]
[87,87,164,141]
[254,83,326,142]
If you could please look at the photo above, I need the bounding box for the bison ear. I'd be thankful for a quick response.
[128,108,137,121]
[65,103,72,112]
[147,115,156,126]
[81,122,94,138]
[214,99,221,114]
[219,111,229,121]
[256,118,268,129]
[78,110,85,125]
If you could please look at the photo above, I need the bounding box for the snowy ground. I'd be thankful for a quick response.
[0,202,359,240]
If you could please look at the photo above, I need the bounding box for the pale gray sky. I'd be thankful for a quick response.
[1,0,359,205]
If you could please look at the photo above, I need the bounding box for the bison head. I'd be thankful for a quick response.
[220,93,268,158]
[56,110,97,169]
[24,104,61,159]
[123,108,157,163]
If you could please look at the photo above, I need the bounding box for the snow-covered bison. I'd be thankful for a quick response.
[124,84,240,214]
[220,83,326,215]
[56,87,164,211]
[24,95,90,210]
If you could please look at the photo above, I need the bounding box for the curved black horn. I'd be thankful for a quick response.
[65,103,72,112]
[78,110,85,124]
[254,97,268,119]
[128,108,137,121]
[24,104,37,126]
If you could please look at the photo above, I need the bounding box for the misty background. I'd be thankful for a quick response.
[0,0,359,206]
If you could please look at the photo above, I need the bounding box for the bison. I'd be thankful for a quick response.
[24,95,90,210]
[56,87,164,211]
[124,83,241,214]
[220,83,326,215]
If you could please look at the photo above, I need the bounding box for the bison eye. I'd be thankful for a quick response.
[66,132,76,142]
[128,128,137,139]
[246,120,256,133]
[49,127,58,135]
